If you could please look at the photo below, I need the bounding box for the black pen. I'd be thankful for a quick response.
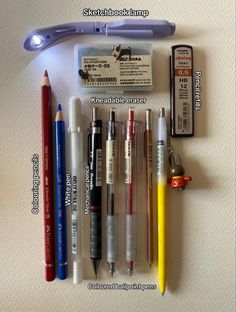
[88,107,102,278]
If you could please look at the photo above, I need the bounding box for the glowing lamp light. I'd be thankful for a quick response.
[31,35,45,48]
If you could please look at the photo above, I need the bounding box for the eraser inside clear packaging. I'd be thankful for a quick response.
[75,43,153,94]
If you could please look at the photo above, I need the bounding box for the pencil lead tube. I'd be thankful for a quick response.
[44,70,48,77]
[57,104,62,111]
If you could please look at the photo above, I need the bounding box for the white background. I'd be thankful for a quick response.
[0,0,235,311]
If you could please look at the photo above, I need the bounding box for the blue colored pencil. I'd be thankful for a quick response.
[55,104,67,280]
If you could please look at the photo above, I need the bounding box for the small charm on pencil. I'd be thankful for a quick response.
[168,152,192,191]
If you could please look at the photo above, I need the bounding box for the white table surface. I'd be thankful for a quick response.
[0,0,235,311]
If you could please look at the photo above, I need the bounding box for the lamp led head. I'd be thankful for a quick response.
[31,35,45,47]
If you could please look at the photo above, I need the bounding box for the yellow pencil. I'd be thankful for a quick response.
[157,107,167,295]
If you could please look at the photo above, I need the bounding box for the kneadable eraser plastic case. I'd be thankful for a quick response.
[75,43,153,94]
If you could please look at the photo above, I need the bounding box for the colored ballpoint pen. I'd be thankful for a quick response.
[68,97,83,284]
[55,104,67,280]
[23,19,176,51]
[41,70,55,281]
[144,109,153,267]
[106,108,118,277]
[157,107,167,295]
[125,108,137,275]
[88,107,102,278]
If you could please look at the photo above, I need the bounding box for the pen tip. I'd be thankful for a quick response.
[57,104,62,112]
[92,260,100,279]
[108,263,115,277]
[110,270,113,278]
[44,70,48,77]
[127,267,133,276]
[127,261,133,276]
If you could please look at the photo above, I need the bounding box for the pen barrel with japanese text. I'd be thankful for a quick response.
[125,108,138,274]
[55,109,67,280]
[157,107,167,294]
[68,97,83,284]
[106,111,119,272]
[89,116,102,263]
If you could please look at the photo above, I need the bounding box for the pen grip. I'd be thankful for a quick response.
[90,210,102,260]
[107,214,118,263]
[125,214,136,262]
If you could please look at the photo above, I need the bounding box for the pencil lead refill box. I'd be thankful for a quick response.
[75,43,153,94]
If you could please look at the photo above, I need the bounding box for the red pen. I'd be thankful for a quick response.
[125,108,137,275]
[41,71,55,281]
[144,109,153,267]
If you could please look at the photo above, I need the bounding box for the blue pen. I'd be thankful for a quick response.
[55,104,67,280]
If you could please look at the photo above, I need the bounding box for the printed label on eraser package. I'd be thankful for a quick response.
[75,43,153,94]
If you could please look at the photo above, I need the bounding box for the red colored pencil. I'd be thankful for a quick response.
[41,70,55,281]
